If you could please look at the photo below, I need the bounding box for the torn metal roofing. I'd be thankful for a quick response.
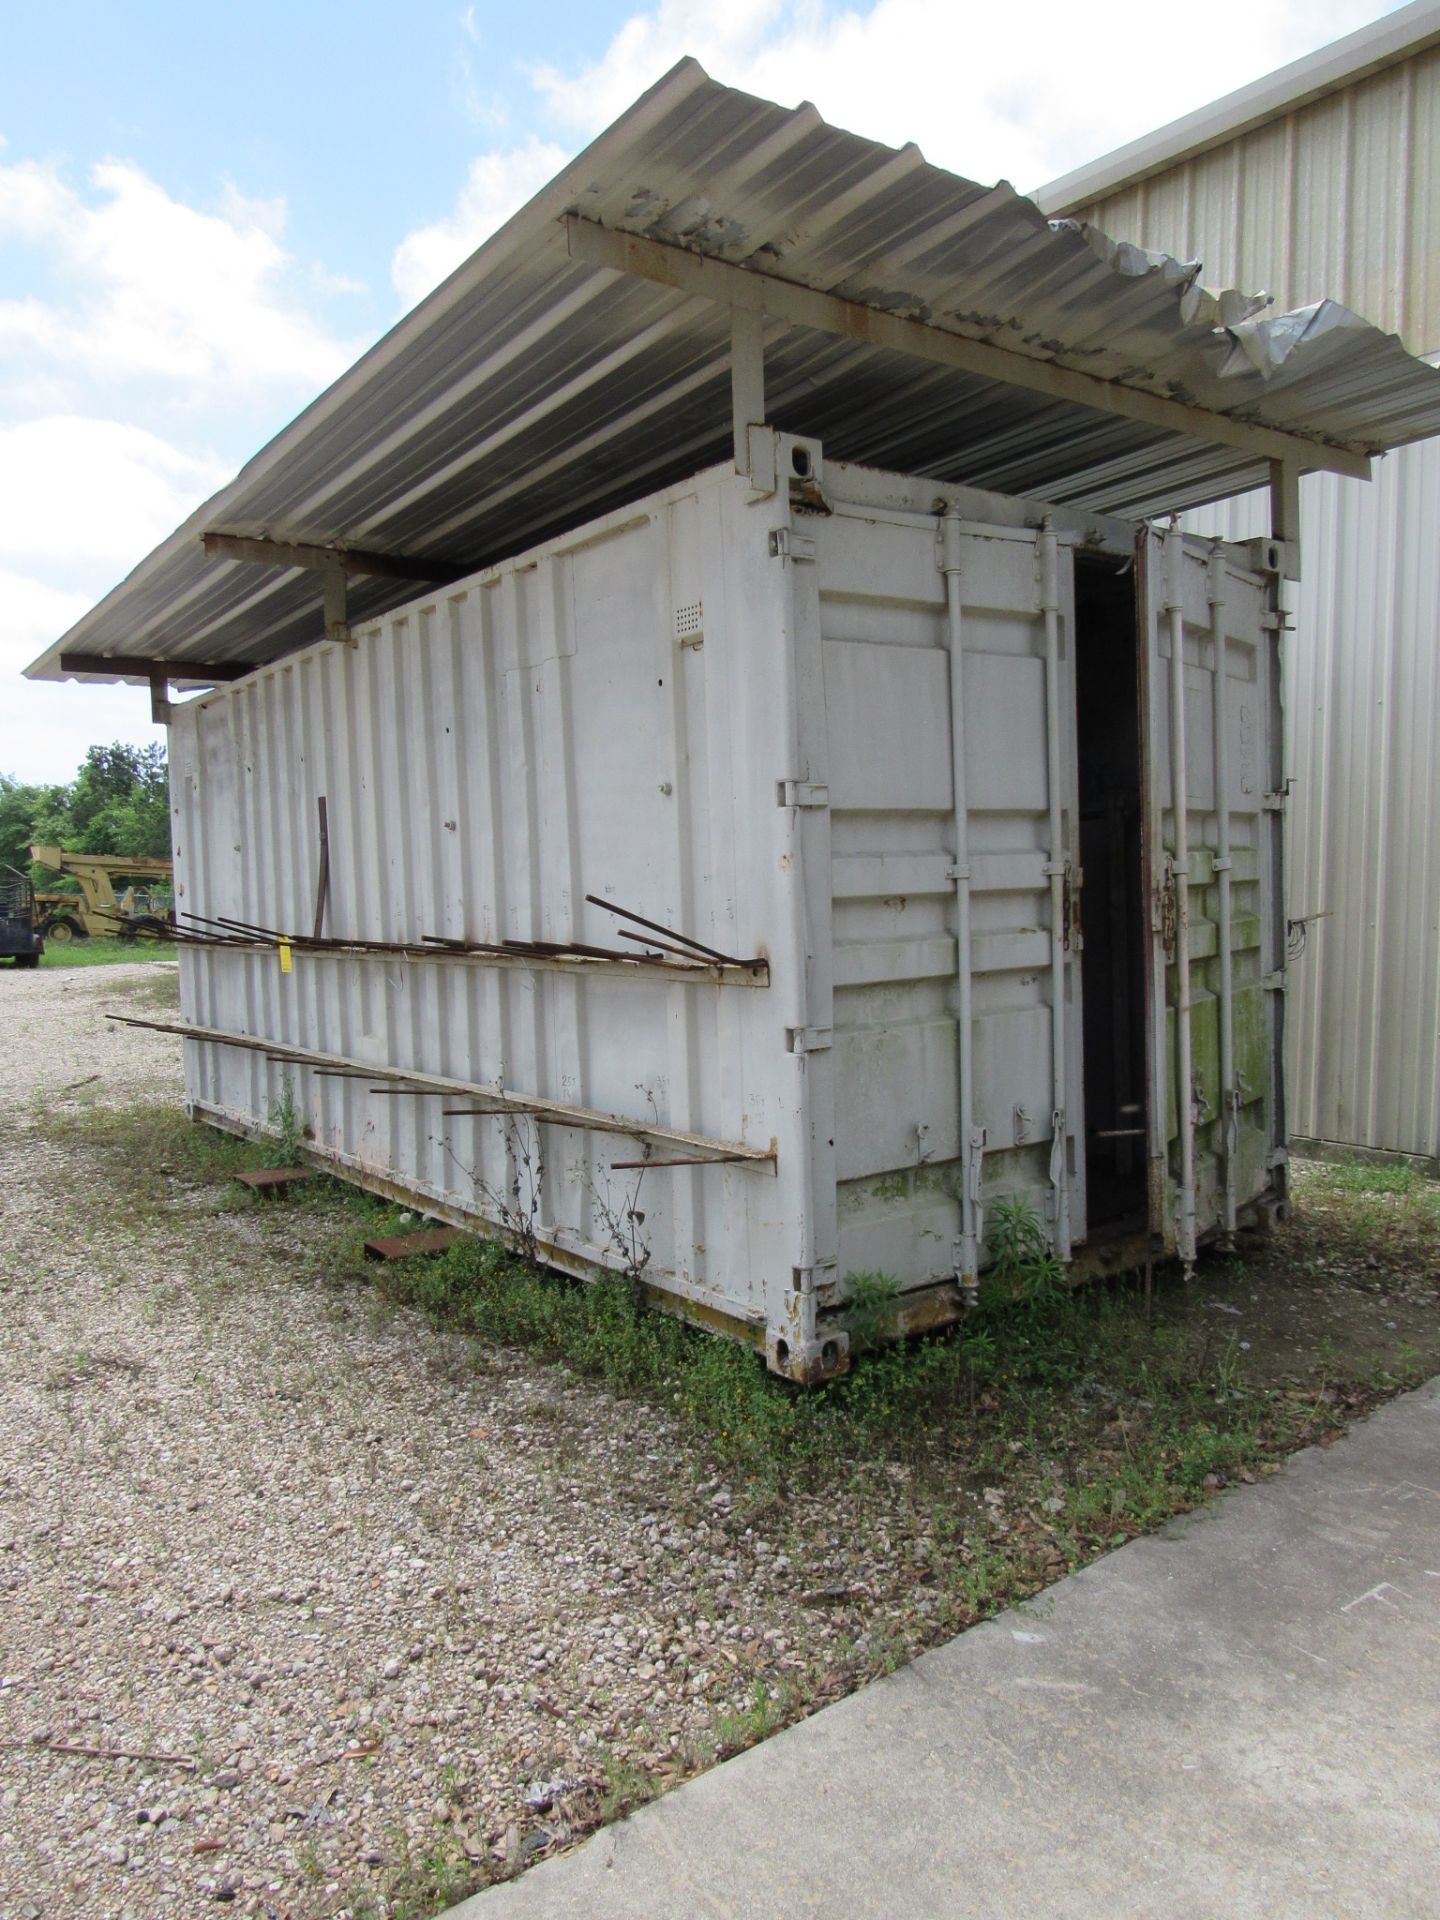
[27,57,1440,684]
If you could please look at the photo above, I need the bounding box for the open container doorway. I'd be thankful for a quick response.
[1075,552,1150,1241]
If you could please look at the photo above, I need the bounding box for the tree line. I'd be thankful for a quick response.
[0,743,172,882]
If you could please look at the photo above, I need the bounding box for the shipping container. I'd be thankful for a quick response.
[28,63,1440,1374]
[166,439,1286,1379]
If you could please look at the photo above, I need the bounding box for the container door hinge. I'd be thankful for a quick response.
[1263,784,1292,811]
[777,780,829,809]
[768,528,816,564]
[1267,1147,1290,1174]
[786,1025,833,1055]
[1263,969,1288,993]
[1062,863,1083,952]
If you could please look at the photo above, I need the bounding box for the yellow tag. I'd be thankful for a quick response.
[278,939,293,974]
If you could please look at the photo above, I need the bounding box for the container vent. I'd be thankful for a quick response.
[674,600,704,647]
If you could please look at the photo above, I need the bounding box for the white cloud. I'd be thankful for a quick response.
[0,153,362,398]
[390,136,570,304]
[0,568,162,785]
[0,568,91,679]
[0,417,229,584]
[0,419,229,781]
[526,0,1393,189]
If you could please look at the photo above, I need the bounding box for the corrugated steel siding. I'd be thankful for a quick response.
[168,462,815,1337]
[1076,42,1440,1164]
[1069,41,1440,356]
[1184,440,1440,1163]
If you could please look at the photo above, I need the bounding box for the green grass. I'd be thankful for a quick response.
[1310,1153,1435,1198]
[40,936,171,968]
[42,1096,1430,1548]
[361,1218,1378,1540]
[1302,1153,1440,1242]
[37,1101,272,1228]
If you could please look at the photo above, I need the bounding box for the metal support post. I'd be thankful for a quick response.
[731,307,766,474]
[1164,524,1197,1275]
[323,559,352,647]
[939,505,983,1305]
[1208,544,1238,1244]
[1039,520,1071,1263]
[1268,459,1302,577]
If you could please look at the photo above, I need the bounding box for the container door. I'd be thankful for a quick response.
[1140,526,1277,1263]
[816,502,1085,1294]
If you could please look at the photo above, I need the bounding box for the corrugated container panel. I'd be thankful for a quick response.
[1184,435,1440,1165]
[1072,41,1440,355]
[169,465,810,1343]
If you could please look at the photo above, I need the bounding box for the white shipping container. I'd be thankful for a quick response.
[169,434,1286,1381]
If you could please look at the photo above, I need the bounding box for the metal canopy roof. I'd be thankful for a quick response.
[27,58,1440,685]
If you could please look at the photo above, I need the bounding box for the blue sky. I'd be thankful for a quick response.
[1,0,1402,781]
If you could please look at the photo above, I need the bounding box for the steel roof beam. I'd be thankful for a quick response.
[564,215,1373,484]
[58,651,253,685]
[200,532,472,584]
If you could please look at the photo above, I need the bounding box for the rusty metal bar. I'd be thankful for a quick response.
[176,918,766,984]
[583,892,740,965]
[313,796,330,941]
[108,1013,774,1165]
[608,1154,750,1169]
[615,928,729,965]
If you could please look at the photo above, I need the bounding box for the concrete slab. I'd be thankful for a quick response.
[454,1379,1440,1920]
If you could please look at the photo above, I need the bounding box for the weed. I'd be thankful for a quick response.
[597,1752,656,1821]
[712,1679,785,1755]
[986,1195,1067,1307]
[369,1830,481,1917]
[844,1270,901,1353]
[268,1076,304,1167]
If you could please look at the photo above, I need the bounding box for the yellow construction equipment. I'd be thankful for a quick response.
[30,846,174,943]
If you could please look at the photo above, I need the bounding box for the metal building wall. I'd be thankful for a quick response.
[1184,446,1440,1170]
[1061,37,1440,1165]
[1060,40,1440,349]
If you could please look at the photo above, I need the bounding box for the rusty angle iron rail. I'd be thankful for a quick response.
[107,1013,775,1168]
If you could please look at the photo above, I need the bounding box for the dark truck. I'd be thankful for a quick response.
[1,867,43,968]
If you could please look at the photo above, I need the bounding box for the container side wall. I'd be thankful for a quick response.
[170,469,808,1337]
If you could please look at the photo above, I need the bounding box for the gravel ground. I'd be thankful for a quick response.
[4,966,1434,1920]
[0,967,873,1918]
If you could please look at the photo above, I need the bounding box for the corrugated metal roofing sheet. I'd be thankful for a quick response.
[26,58,1440,683]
